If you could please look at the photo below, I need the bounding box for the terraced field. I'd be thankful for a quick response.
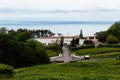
[13,60,120,80]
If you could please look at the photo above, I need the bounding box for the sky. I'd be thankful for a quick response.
[0,0,120,21]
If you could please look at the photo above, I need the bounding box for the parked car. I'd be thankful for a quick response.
[84,55,90,59]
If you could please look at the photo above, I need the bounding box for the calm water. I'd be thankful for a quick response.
[0,21,114,36]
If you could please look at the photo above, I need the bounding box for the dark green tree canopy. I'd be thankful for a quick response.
[0,27,7,34]
[79,29,83,38]
[106,35,119,44]
[96,21,120,43]
[83,40,93,45]
[0,28,50,68]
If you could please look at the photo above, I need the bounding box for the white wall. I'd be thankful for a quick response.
[79,39,85,45]
[35,37,73,45]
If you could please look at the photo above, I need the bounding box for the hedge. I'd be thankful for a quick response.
[0,64,13,74]
[71,45,95,51]
[99,44,120,48]
[76,47,120,55]
[0,64,13,79]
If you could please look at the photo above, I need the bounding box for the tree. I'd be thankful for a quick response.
[0,27,7,34]
[79,29,83,38]
[34,42,49,64]
[107,22,120,40]
[0,28,50,68]
[70,37,76,47]
[95,31,108,43]
[83,40,93,45]
[96,21,120,43]
[75,38,79,45]
[60,36,64,52]
[58,33,62,36]
[13,32,31,42]
[106,35,119,44]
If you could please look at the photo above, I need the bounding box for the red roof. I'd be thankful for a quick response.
[40,36,79,39]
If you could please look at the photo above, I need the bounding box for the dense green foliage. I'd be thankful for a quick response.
[96,21,120,43]
[79,29,83,38]
[70,37,76,47]
[99,44,120,48]
[70,37,80,47]
[76,47,120,55]
[0,64,13,79]
[108,22,120,40]
[96,31,108,42]
[106,35,119,44]
[83,40,93,45]
[46,43,61,51]
[60,36,64,51]
[47,50,59,57]
[13,60,120,80]
[75,38,79,45]
[0,28,50,68]
[9,28,55,38]
[71,45,95,51]
[91,52,120,58]
[0,27,7,34]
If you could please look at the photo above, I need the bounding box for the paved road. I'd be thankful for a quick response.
[62,46,71,62]
[50,46,81,62]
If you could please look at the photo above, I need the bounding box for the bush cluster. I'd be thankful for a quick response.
[71,45,95,51]
[0,64,13,78]
[99,44,120,48]
[0,64,13,74]
[13,61,120,80]
[76,47,120,55]
[0,34,49,68]
[46,43,61,52]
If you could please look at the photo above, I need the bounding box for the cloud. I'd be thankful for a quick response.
[0,0,120,11]
[0,9,119,14]
[0,0,120,21]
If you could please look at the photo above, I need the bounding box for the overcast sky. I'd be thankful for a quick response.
[0,0,120,21]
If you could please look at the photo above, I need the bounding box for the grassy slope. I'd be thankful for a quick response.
[13,60,120,80]
[76,47,120,55]
[47,50,59,57]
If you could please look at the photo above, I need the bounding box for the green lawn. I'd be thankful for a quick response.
[13,60,120,80]
[47,50,59,57]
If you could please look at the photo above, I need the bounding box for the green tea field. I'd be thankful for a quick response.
[13,60,120,80]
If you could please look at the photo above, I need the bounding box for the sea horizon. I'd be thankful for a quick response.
[0,20,115,25]
[0,20,115,36]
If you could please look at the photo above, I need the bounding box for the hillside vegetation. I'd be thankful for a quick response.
[76,47,120,55]
[13,60,120,80]
[96,21,120,43]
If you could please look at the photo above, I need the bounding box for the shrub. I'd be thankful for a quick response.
[76,47,120,55]
[106,35,119,44]
[71,45,95,51]
[47,50,59,57]
[46,43,60,51]
[0,64,13,78]
[99,44,120,48]
[83,40,93,45]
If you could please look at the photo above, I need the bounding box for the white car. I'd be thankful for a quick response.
[84,55,90,59]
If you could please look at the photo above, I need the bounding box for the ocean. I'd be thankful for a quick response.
[0,21,114,36]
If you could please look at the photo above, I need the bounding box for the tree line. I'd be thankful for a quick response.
[8,28,55,38]
[0,27,51,68]
[96,21,120,44]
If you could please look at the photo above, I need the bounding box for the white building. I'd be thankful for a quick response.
[35,36,80,45]
[35,36,99,46]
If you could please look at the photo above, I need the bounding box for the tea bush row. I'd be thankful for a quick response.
[76,47,120,55]
[0,64,13,79]
[13,61,120,80]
